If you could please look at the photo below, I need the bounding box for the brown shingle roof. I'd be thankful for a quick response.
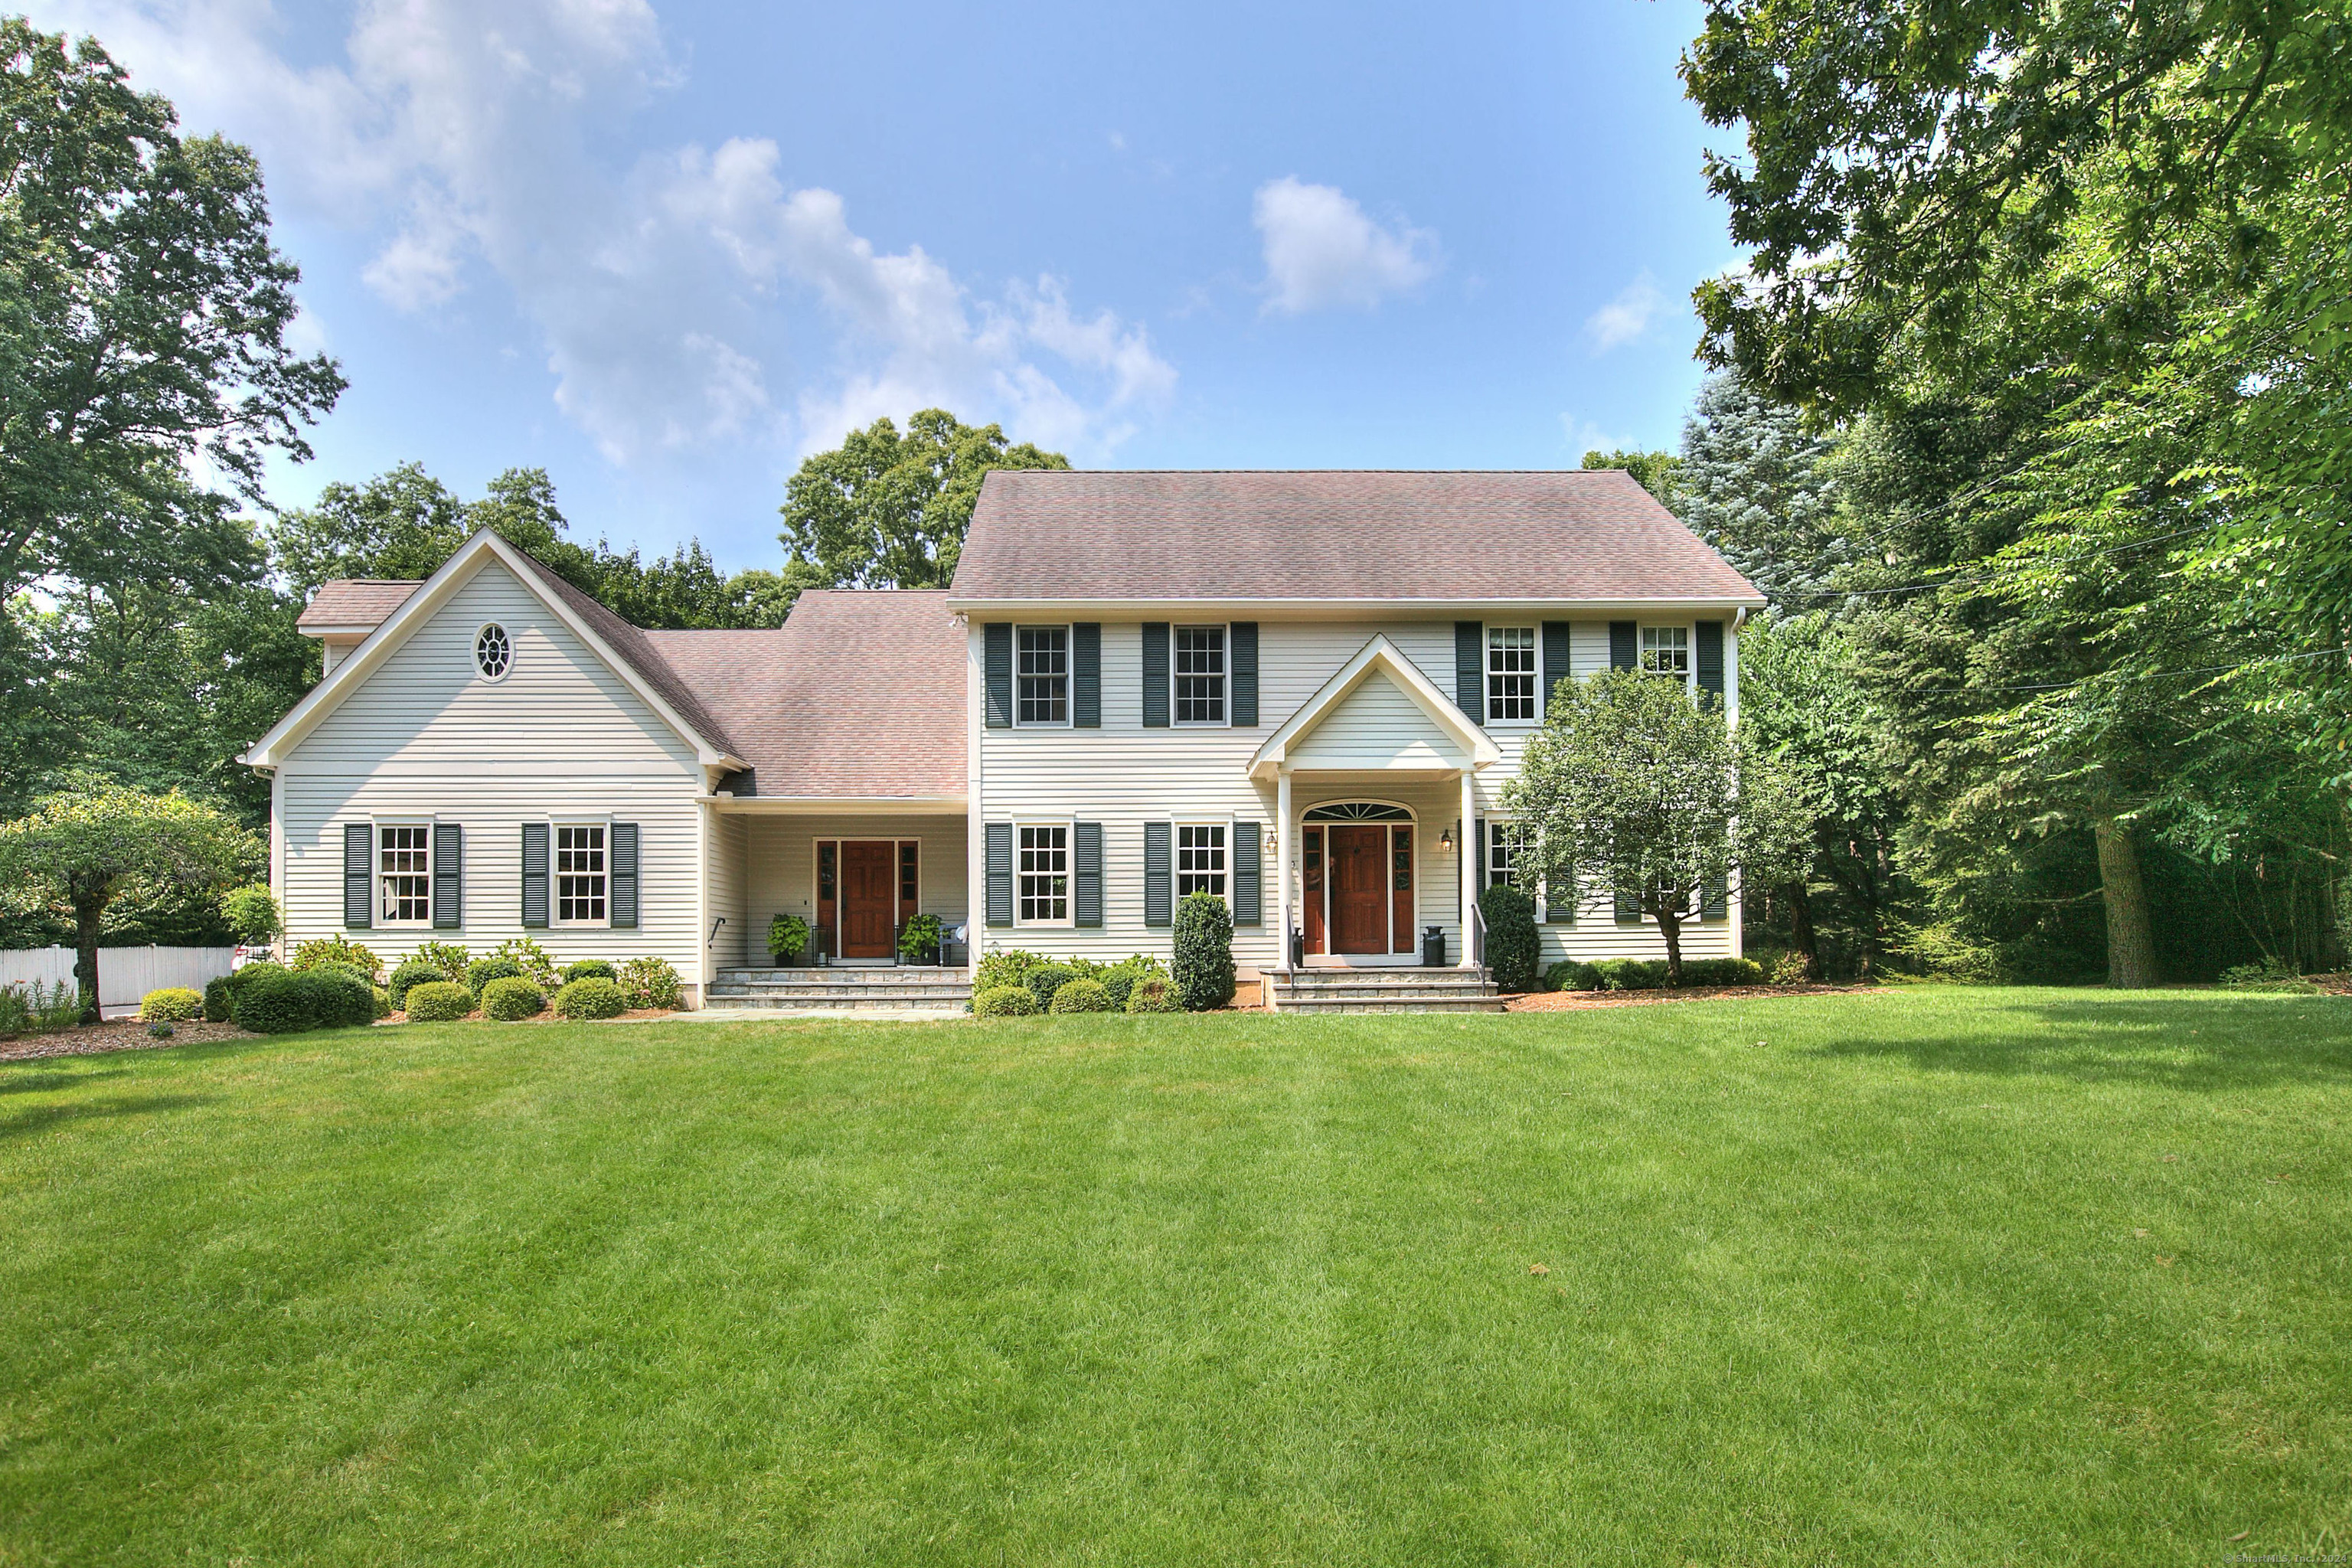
[645,591,965,799]
[949,469,1761,604]
[296,579,420,631]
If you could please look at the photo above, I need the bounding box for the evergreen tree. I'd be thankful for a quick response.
[1676,374,1848,606]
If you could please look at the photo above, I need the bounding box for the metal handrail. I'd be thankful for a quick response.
[1469,901,1487,967]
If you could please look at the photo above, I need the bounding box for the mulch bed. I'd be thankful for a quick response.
[0,1018,261,1063]
[1505,983,1886,1011]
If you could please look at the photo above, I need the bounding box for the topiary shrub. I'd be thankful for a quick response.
[1125,975,1180,1014]
[291,935,382,983]
[203,975,232,1022]
[561,959,617,985]
[315,970,377,1028]
[972,984,1037,1018]
[619,956,683,1011]
[466,957,524,997]
[1171,891,1235,1011]
[387,959,443,1011]
[551,977,627,1020]
[1024,964,1077,1012]
[1477,884,1540,992]
[975,949,1042,993]
[139,987,203,1023]
[1544,959,1600,992]
[1048,977,1112,1014]
[480,975,547,1020]
[403,981,472,1021]
[1677,957,1766,988]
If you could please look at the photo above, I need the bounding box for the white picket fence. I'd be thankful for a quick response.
[0,946,239,1019]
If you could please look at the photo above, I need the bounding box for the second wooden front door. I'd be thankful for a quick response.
[840,841,897,958]
[1328,825,1389,954]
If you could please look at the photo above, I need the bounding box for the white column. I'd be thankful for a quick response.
[965,621,985,982]
[1459,769,1478,969]
[1276,768,1294,973]
[1725,614,1743,958]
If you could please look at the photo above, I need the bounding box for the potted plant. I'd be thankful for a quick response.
[897,913,944,966]
[768,913,810,966]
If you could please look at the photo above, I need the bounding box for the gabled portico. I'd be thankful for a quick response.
[1250,636,1503,969]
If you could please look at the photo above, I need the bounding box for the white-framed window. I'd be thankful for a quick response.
[1641,625,1690,682]
[377,823,433,925]
[1018,825,1069,924]
[1174,625,1227,724]
[1177,822,1228,898]
[1485,820,1532,890]
[556,823,608,925]
[1016,626,1069,725]
[1488,626,1537,721]
[475,622,512,681]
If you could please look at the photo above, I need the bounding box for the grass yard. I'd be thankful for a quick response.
[2,990,2347,1565]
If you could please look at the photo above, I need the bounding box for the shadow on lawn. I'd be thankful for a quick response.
[0,1093,215,1141]
[0,1067,132,1096]
[1798,995,2352,1089]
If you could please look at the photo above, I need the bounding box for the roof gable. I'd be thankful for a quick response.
[1250,635,1501,780]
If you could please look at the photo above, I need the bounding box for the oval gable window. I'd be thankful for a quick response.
[475,622,512,681]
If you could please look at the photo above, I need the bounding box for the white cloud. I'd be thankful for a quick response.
[1583,272,1664,353]
[1252,176,1439,315]
[32,0,1171,462]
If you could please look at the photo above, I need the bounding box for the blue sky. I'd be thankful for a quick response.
[31,1,1738,571]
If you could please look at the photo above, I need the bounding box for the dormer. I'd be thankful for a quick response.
[296,580,420,677]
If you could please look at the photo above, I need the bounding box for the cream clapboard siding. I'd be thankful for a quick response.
[738,815,969,968]
[974,616,1734,970]
[275,561,711,996]
[702,808,748,989]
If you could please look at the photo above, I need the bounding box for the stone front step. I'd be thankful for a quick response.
[717,967,965,985]
[704,994,970,1013]
[1275,995,1510,1014]
[707,966,972,1014]
[1264,966,1507,1014]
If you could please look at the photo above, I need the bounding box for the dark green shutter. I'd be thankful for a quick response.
[1454,622,1485,723]
[1143,822,1172,926]
[1696,620,1725,706]
[1474,818,1485,889]
[610,822,639,929]
[1074,822,1102,927]
[1615,887,1639,923]
[433,824,463,929]
[343,823,372,929]
[1073,623,1101,728]
[1230,622,1258,726]
[1547,867,1576,925]
[1142,622,1170,727]
[1233,822,1261,925]
[1609,621,1637,671]
[1703,874,1728,920]
[985,823,1013,926]
[984,623,1012,728]
[1542,621,1573,708]
[521,824,550,928]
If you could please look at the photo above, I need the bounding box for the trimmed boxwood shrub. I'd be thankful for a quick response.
[227,960,284,996]
[1591,958,1668,991]
[973,984,1037,1018]
[1023,964,1077,1011]
[1677,957,1766,988]
[561,959,617,984]
[387,959,443,1010]
[1125,975,1180,1014]
[480,975,547,1020]
[233,969,376,1034]
[1544,959,1600,992]
[619,956,683,1011]
[203,975,232,1022]
[139,987,203,1023]
[403,981,472,1021]
[1478,884,1540,992]
[466,957,524,997]
[551,977,626,1020]
[1047,978,1112,1014]
[1171,891,1235,1011]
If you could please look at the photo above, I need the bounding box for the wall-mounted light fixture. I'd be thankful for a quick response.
[1264,825,1278,854]
[1437,823,1454,853]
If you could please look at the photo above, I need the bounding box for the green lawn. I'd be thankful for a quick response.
[2,991,2347,1565]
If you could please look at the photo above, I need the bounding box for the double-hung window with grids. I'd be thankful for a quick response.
[1485,820,1532,890]
[1641,625,1690,682]
[1016,626,1069,724]
[377,825,432,925]
[1018,825,1069,923]
[1177,823,1227,898]
[1174,626,1226,724]
[1487,626,1537,722]
[556,824,608,925]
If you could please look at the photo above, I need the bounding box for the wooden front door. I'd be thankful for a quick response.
[1328,825,1389,954]
[840,841,897,958]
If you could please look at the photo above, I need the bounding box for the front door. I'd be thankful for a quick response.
[1328,825,1389,954]
[840,841,897,959]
